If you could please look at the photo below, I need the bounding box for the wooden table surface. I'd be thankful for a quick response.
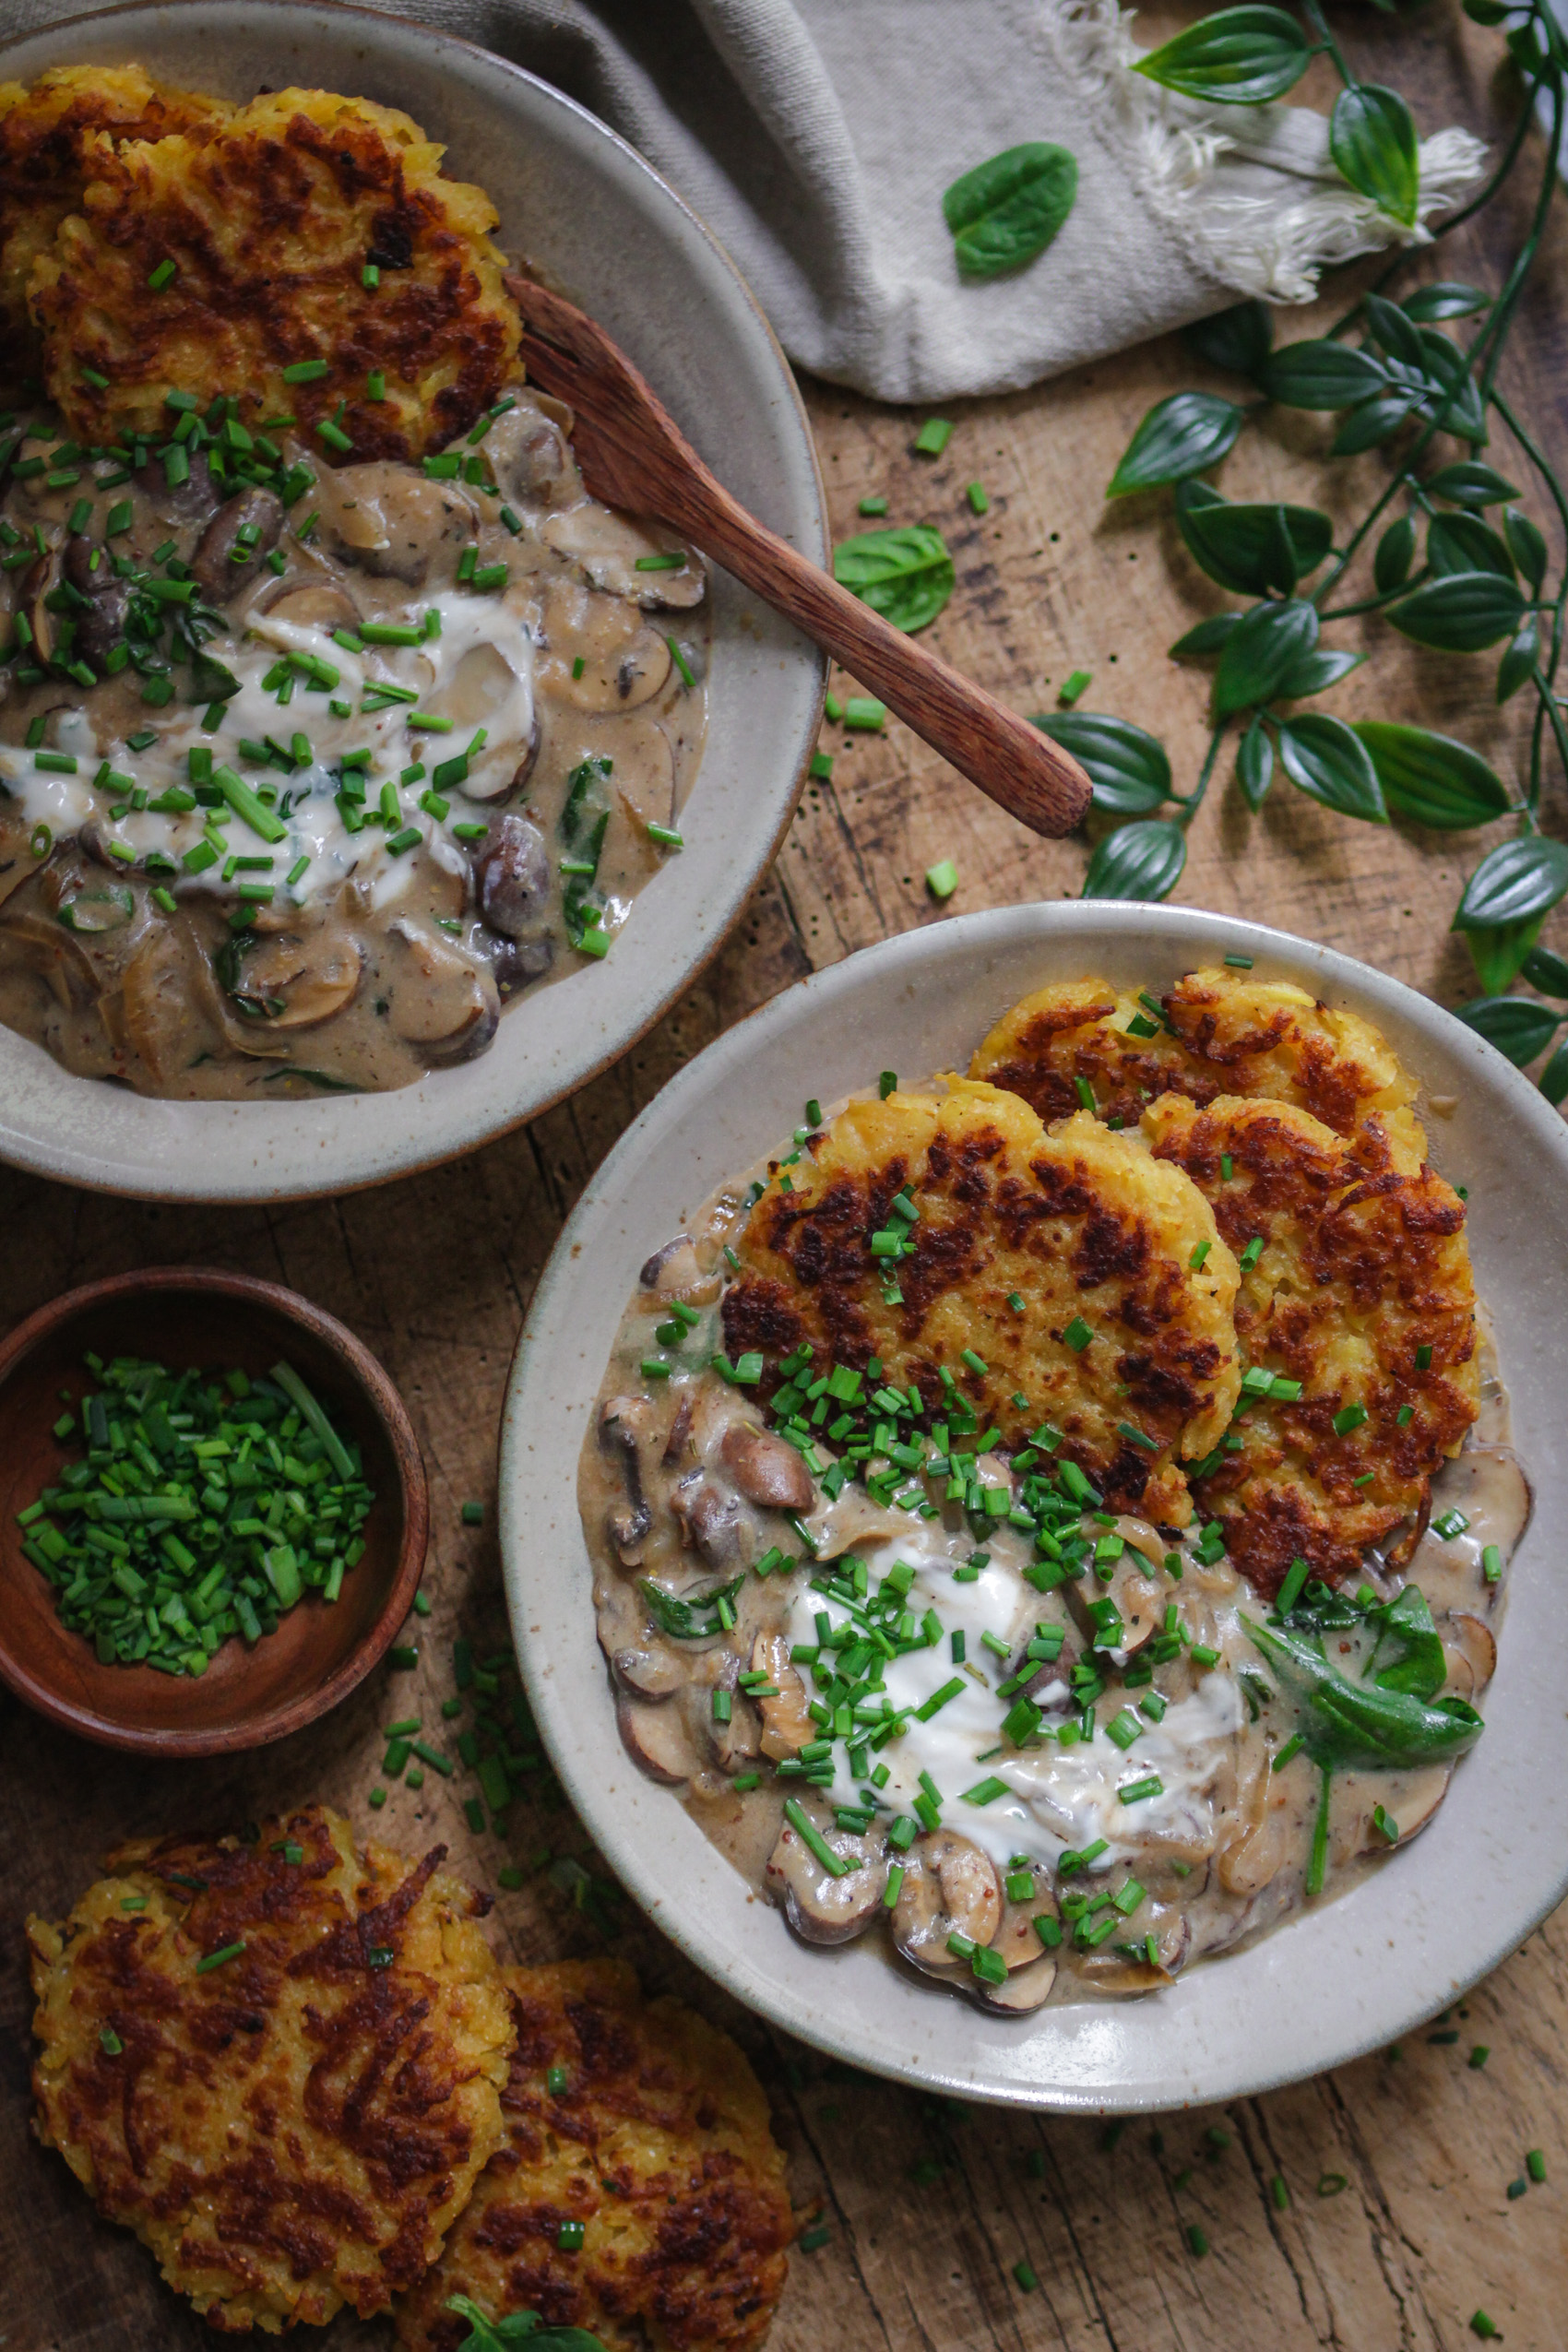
[3,13,1564,2350]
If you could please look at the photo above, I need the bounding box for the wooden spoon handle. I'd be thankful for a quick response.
[654,468,1091,839]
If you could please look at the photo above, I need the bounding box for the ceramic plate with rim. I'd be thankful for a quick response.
[501,902,1568,2112]
[0,0,826,1203]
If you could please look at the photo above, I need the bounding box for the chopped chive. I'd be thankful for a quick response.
[1058,668,1091,707]
[926,857,958,899]
[859,493,889,516]
[845,696,887,731]
[667,636,696,689]
[967,481,990,515]
[915,417,953,456]
[282,359,331,384]
[194,1940,246,1974]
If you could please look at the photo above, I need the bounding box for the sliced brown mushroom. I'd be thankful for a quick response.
[719,1423,815,1515]
[662,1393,695,1467]
[640,1235,702,1293]
[707,1656,761,1772]
[1064,1553,1163,1654]
[612,1645,686,1700]
[990,1875,1062,1972]
[541,505,706,608]
[120,921,223,1087]
[475,814,550,937]
[482,401,576,505]
[671,1476,743,1572]
[417,645,533,801]
[147,445,222,529]
[538,583,674,711]
[1358,1764,1451,1853]
[22,549,61,667]
[384,920,500,1063]
[600,1395,656,1562]
[221,928,363,1032]
[766,1804,885,1945]
[1077,1908,1192,1993]
[63,537,130,671]
[750,1629,814,1759]
[1442,1610,1497,1701]
[190,488,284,603]
[617,1692,702,1785]
[891,1831,1003,1976]
[975,1954,1058,2014]
[313,458,477,583]
[255,581,363,634]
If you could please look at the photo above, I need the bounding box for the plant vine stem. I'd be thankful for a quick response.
[1491,385,1568,752]
[1174,723,1227,826]
[1298,0,1353,88]
[1318,574,1428,622]
[1531,667,1568,814]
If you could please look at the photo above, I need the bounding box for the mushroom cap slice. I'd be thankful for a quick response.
[975,1954,1057,2013]
[256,582,364,634]
[891,1831,1003,1975]
[1442,1610,1497,1700]
[1077,1909,1192,1993]
[991,1881,1062,1971]
[223,929,363,1031]
[385,921,501,1063]
[1064,1551,1164,1654]
[541,504,706,608]
[617,1693,702,1786]
[720,1423,815,1514]
[766,1806,885,1946]
[749,1630,814,1760]
[1358,1763,1451,1853]
[611,1645,686,1700]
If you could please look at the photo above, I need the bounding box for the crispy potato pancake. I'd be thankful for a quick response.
[28,1804,513,2333]
[396,1960,793,2352]
[971,966,1422,1152]
[1144,1092,1479,1595]
[0,64,231,387]
[721,1080,1240,1525]
[27,86,520,457]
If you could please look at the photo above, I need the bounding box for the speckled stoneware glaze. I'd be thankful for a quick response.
[501,903,1568,2112]
[0,0,826,1202]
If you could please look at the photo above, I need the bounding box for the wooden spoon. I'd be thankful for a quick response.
[505,273,1091,839]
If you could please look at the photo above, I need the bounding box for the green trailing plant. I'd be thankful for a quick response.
[1042,0,1568,1101]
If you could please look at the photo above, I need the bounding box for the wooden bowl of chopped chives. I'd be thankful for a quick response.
[0,1268,428,1754]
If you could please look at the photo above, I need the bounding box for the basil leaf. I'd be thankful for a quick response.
[1503,505,1548,593]
[1352,722,1511,830]
[1277,714,1387,823]
[1134,6,1313,102]
[1369,1584,1447,1702]
[1081,819,1187,902]
[1453,995,1562,1065]
[1236,718,1274,810]
[1541,1038,1568,1104]
[1264,339,1387,410]
[1388,572,1526,652]
[1276,647,1363,699]
[1453,835,1568,931]
[1242,1617,1485,1770]
[1174,481,1331,597]
[1331,386,1422,456]
[833,526,955,632]
[1466,915,1542,995]
[1427,512,1515,581]
[1362,292,1427,374]
[1330,85,1420,227]
[1182,298,1273,378]
[1402,281,1489,322]
[943,142,1078,278]
[1520,943,1568,998]
[638,1574,746,1638]
[1030,713,1171,812]
[1213,597,1319,717]
[1426,461,1520,506]
[1416,330,1488,443]
[1107,392,1244,496]
[1497,619,1538,705]
[445,2296,607,2352]
[1373,516,1416,593]
[1170,612,1239,659]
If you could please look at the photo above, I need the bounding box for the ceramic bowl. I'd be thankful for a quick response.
[500,902,1568,2112]
[0,1266,427,1753]
[0,0,826,1203]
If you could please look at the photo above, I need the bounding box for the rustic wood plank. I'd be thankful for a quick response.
[2,11,1564,2350]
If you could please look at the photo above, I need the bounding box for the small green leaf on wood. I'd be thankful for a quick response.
[1363,292,1427,374]
[1174,481,1331,597]
[1353,723,1512,831]
[1237,719,1275,810]
[1453,997,1562,1066]
[1540,1038,1568,1104]
[1030,713,1172,812]
[1277,714,1387,823]
[1426,462,1520,507]
[1134,6,1315,104]
[1503,506,1548,594]
[1082,820,1187,902]
[1331,387,1422,457]
[1388,572,1526,652]
[1330,86,1420,227]
[1427,512,1515,581]
[1402,282,1489,323]
[943,143,1079,278]
[1497,621,1538,705]
[1416,330,1488,444]
[1108,393,1244,496]
[1182,299,1273,378]
[1373,516,1416,593]
[1521,944,1568,999]
[1170,613,1239,659]
[1453,837,1568,932]
[1214,597,1319,716]
[1276,648,1364,699]
[1264,339,1387,410]
[833,526,956,632]
[1466,916,1543,995]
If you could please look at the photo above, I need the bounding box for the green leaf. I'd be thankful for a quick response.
[1463,0,1512,25]
[1107,392,1244,496]
[1503,506,1547,594]
[1426,512,1514,581]
[1403,281,1489,322]
[1173,481,1331,597]
[638,1575,746,1639]
[1242,1617,1484,1770]
[1277,714,1387,823]
[1425,461,1520,507]
[1331,387,1422,456]
[1416,330,1488,444]
[1264,339,1387,410]
[1466,916,1542,995]
[1276,647,1363,699]
[1452,996,1562,1065]
[1539,1038,1568,1104]
[1081,820,1187,901]
[1388,572,1526,652]
[1352,722,1511,830]
[1213,597,1319,717]
[1330,85,1420,226]
[1362,292,1427,374]
[1237,718,1274,810]
[1373,516,1416,593]
[1368,1584,1447,1701]
[1170,613,1238,659]
[1182,299,1273,377]
[1522,944,1568,998]
[943,143,1078,278]
[1453,836,1568,932]
[1134,6,1314,102]
[445,2296,608,2352]
[833,526,955,632]
[1029,713,1171,812]
[186,651,241,703]
[1497,620,1538,705]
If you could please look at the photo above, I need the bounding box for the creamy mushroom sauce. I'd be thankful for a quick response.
[0,387,707,1094]
[581,1107,1527,2013]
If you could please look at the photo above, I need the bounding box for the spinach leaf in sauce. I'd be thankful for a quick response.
[1363,1582,1448,1702]
[1244,1614,1483,1769]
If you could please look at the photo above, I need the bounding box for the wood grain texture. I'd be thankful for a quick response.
[2,9,1564,2350]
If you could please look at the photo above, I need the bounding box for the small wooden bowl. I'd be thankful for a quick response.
[0,1268,428,1755]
